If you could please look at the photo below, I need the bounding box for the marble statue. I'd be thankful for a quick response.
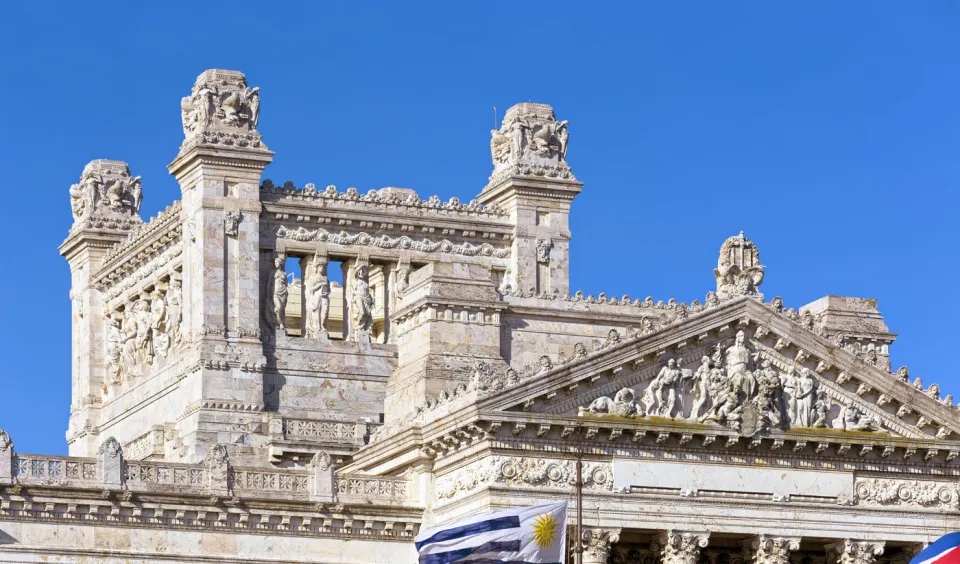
[305,258,331,338]
[352,260,374,338]
[266,256,288,332]
[690,356,713,420]
[149,289,169,358]
[165,279,182,344]
[794,368,816,427]
[105,316,122,385]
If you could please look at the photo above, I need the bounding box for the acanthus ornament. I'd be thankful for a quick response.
[275,226,510,259]
[746,535,800,564]
[826,540,885,564]
[652,530,711,564]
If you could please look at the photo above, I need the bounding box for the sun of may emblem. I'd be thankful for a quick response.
[530,511,560,550]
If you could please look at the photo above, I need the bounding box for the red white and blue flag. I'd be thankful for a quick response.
[911,534,960,564]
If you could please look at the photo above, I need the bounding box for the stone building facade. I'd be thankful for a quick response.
[0,69,957,562]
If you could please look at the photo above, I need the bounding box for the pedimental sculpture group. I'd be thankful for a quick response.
[0,69,956,563]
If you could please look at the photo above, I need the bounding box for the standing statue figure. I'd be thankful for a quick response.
[754,358,783,430]
[105,316,123,385]
[780,366,798,425]
[243,86,261,128]
[556,120,569,160]
[304,259,331,339]
[166,278,182,344]
[650,358,685,418]
[352,262,375,338]
[725,330,756,400]
[149,290,169,358]
[793,368,816,427]
[133,299,154,366]
[690,356,713,420]
[69,181,89,219]
[129,176,143,214]
[120,309,139,379]
[266,256,288,333]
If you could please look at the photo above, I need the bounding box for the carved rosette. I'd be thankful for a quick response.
[855,478,957,508]
[179,69,266,154]
[68,160,144,232]
[653,530,711,564]
[826,540,885,564]
[745,535,800,564]
[581,529,621,564]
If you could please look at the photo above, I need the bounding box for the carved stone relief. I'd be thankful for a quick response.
[433,456,613,503]
[855,478,958,508]
[180,69,263,150]
[68,160,143,231]
[715,231,765,300]
[652,530,710,564]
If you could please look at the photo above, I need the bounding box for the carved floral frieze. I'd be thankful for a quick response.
[434,456,612,503]
[855,478,959,508]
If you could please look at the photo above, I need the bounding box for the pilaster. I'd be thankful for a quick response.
[59,160,143,456]
[166,69,273,462]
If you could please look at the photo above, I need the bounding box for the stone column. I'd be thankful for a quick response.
[476,102,582,297]
[826,540,885,564]
[581,529,620,564]
[745,535,801,564]
[653,530,711,564]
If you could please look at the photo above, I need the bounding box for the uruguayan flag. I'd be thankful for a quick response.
[415,502,567,564]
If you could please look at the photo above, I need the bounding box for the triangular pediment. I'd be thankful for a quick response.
[475,297,960,446]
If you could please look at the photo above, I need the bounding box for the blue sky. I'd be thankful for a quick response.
[1,2,958,455]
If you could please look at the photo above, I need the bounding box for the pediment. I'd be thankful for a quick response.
[476,297,960,445]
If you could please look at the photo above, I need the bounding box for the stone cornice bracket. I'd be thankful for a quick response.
[653,530,711,564]
[745,535,801,564]
[580,528,621,564]
[826,539,886,564]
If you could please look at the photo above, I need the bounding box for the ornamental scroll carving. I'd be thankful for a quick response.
[275,225,510,258]
[746,535,800,564]
[69,160,143,232]
[433,456,613,502]
[180,69,263,151]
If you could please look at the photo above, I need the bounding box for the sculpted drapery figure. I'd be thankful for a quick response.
[794,368,816,427]
[645,358,689,418]
[165,278,182,344]
[305,258,331,339]
[149,290,169,358]
[132,299,153,366]
[725,330,755,398]
[352,261,375,338]
[690,356,713,420]
[120,309,139,379]
[105,316,123,385]
[266,256,288,333]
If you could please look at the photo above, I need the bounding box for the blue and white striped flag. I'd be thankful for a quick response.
[415,502,568,564]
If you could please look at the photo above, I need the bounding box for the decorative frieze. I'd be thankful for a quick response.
[855,478,958,508]
[275,225,511,258]
[433,456,612,503]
